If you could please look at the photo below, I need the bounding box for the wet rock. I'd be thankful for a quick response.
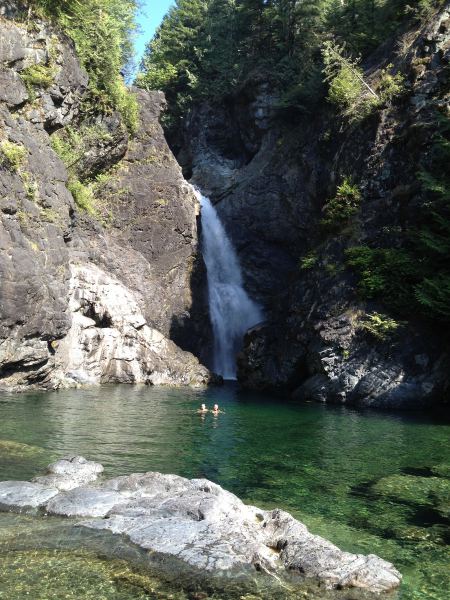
[0,457,402,595]
[33,456,104,491]
[0,481,58,512]
[46,487,125,517]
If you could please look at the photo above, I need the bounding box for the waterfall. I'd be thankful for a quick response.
[196,189,263,379]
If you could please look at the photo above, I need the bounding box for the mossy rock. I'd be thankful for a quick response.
[435,501,450,520]
[431,464,450,479]
[0,439,46,460]
[372,474,450,516]
[386,524,436,543]
[347,497,417,538]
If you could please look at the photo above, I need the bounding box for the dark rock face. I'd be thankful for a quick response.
[179,82,314,304]
[74,112,129,179]
[0,12,213,390]
[0,17,83,388]
[179,6,450,408]
[85,90,205,337]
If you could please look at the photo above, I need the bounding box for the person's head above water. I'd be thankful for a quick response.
[202,403,206,410]
[213,404,219,411]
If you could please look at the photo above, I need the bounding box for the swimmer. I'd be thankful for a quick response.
[212,403,224,415]
[197,403,208,414]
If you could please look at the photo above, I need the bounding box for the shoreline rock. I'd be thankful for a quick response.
[0,456,402,596]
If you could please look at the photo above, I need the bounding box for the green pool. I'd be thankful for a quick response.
[0,384,448,599]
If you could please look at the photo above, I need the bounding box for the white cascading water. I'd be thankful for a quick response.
[196,189,263,379]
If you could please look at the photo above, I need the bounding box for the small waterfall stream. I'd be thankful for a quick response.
[196,189,263,379]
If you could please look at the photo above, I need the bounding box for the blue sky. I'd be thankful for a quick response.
[134,0,174,68]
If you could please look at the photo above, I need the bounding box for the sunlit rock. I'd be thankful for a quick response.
[52,262,213,388]
[0,481,58,513]
[32,455,103,491]
[0,457,402,595]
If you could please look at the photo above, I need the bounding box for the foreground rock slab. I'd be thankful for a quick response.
[0,457,402,595]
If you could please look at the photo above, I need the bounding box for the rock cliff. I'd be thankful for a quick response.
[0,9,213,390]
[177,5,450,409]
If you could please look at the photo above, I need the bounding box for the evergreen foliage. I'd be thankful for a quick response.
[322,40,378,121]
[322,44,404,121]
[28,0,139,133]
[321,178,361,227]
[414,114,450,318]
[137,0,441,131]
[345,245,417,311]
[360,312,403,340]
[299,251,318,270]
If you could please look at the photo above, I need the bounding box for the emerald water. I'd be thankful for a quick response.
[0,384,448,599]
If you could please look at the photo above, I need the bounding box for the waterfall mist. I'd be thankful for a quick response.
[197,190,263,379]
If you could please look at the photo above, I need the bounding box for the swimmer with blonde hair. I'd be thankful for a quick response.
[197,403,208,413]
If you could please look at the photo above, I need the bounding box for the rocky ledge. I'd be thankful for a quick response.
[0,456,401,597]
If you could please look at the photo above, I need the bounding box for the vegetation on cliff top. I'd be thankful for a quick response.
[29,0,139,132]
[23,1,140,217]
[136,0,449,323]
[137,0,443,132]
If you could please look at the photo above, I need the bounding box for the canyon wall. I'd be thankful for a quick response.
[0,8,213,390]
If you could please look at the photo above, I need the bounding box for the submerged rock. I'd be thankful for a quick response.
[0,439,46,459]
[0,457,402,596]
[372,473,450,521]
[0,549,170,600]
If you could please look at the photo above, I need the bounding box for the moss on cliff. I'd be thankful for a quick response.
[28,0,138,133]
